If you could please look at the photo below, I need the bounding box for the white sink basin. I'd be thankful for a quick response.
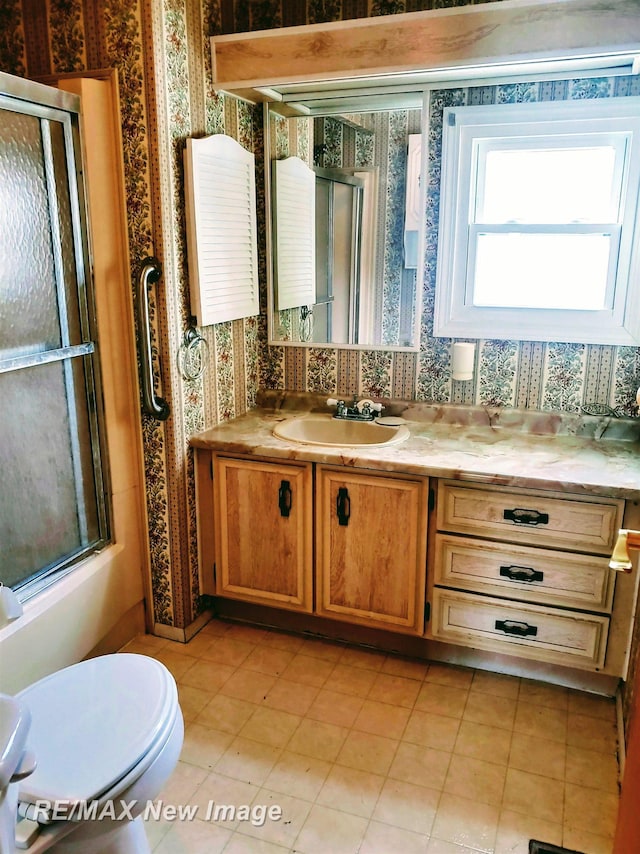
[272,414,410,448]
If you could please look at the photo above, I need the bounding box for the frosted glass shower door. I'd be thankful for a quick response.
[0,78,108,591]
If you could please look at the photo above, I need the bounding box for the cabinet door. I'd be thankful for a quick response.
[316,466,428,634]
[215,457,313,612]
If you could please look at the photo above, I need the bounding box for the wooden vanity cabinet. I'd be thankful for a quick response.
[197,445,637,683]
[213,455,313,612]
[315,466,429,634]
[200,453,428,630]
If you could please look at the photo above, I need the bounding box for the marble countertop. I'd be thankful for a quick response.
[191,393,640,499]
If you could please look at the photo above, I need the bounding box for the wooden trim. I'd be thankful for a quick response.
[36,67,116,85]
[211,0,640,92]
[194,449,216,596]
[153,608,213,643]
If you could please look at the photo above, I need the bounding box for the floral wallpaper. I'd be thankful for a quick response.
[2,0,639,648]
[0,1,25,75]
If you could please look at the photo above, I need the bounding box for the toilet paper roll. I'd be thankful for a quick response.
[452,342,476,381]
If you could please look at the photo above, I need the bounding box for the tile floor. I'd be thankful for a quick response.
[122,620,620,854]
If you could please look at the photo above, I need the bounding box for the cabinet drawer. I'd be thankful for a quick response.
[434,534,615,612]
[437,481,623,555]
[430,588,609,670]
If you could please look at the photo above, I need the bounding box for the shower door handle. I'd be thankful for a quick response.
[136,257,170,421]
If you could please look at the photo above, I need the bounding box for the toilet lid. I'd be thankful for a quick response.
[16,654,177,807]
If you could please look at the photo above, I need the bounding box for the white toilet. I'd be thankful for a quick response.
[0,653,183,854]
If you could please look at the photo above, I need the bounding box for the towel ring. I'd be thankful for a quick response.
[177,327,208,381]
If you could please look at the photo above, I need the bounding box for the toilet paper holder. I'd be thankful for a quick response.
[452,342,476,382]
[609,529,640,572]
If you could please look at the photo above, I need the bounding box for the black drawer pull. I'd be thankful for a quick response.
[495,619,538,637]
[499,565,544,583]
[278,480,292,517]
[503,508,549,526]
[336,487,351,526]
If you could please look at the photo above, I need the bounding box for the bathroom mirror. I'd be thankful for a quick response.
[266,104,424,351]
[215,1,640,352]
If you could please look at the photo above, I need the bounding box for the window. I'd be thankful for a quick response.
[0,77,109,597]
[433,97,640,344]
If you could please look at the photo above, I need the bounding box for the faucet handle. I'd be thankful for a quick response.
[356,398,384,414]
[327,398,347,417]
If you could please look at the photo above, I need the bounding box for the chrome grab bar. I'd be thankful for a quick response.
[136,256,170,421]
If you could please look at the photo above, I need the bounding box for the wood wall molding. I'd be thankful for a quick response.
[211,0,640,95]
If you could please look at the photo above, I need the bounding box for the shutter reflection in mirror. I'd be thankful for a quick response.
[273,156,316,311]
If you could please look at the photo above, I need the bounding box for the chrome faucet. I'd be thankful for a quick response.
[326,395,384,422]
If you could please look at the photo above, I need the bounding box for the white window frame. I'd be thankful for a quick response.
[433,97,640,345]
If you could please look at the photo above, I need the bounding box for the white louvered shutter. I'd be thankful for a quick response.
[184,134,259,326]
[273,157,316,311]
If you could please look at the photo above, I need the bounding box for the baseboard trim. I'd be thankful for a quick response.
[153,608,213,643]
